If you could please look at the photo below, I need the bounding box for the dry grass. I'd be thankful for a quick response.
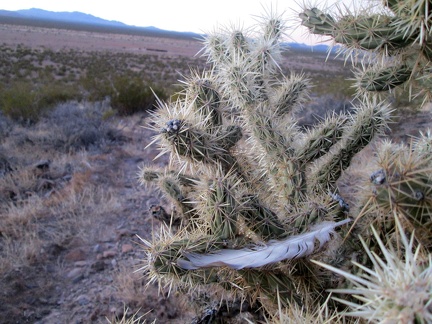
[0,93,196,322]
[0,162,121,275]
[112,262,194,322]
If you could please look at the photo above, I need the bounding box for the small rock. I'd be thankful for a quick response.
[121,244,133,254]
[66,267,84,283]
[67,267,83,278]
[64,248,87,262]
[72,275,84,284]
[34,160,50,172]
[93,244,102,253]
[75,294,90,306]
[74,261,88,267]
[102,250,117,258]
[38,297,49,304]
[91,260,105,272]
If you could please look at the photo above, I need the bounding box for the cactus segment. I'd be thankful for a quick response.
[300,9,416,50]
[299,2,432,102]
[239,269,303,306]
[296,114,347,163]
[360,139,432,247]
[272,74,310,118]
[299,8,335,36]
[202,176,241,239]
[187,77,223,129]
[241,194,286,239]
[309,97,391,193]
[161,119,241,172]
[333,15,415,50]
[358,64,412,91]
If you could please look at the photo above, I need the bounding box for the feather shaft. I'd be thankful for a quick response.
[177,219,351,270]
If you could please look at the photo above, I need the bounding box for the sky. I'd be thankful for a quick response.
[0,0,356,45]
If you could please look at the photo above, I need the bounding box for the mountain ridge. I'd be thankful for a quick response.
[0,8,333,51]
[0,8,191,34]
[15,8,128,27]
[0,8,201,39]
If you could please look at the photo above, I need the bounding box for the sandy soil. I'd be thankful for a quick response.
[0,23,346,71]
[0,23,203,56]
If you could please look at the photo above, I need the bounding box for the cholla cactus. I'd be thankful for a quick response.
[298,1,432,322]
[314,217,432,323]
[139,9,391,315]
[299,0,432,104]
[354,133,432,250]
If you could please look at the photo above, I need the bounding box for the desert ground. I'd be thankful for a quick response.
[0,24,202,56]
[0,22,431,324]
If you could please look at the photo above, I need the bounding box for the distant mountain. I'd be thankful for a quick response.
[0,10,19,17]
[0,8,335,49]
[14,8,127,27]
[284,42,336,53]
[0,8,202,39]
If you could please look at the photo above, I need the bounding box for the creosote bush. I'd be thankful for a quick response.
[80,73,168,116]
[110,75,167,116]
[41,101,122,152]
[0,81,80,124]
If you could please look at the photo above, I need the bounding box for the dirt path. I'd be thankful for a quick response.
[1,112,195,323]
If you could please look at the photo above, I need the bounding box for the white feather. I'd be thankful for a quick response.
[176,219,351,270]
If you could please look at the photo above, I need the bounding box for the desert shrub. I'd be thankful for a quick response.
[38,83,82,108]
[0,107,13,141]
[80,72,168,115]
[0,81,81,124]
[79,74,114,102]
[110,75,167,116]
[3,101,125,154]
[39,101,121,152]
[0,82,41,124]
